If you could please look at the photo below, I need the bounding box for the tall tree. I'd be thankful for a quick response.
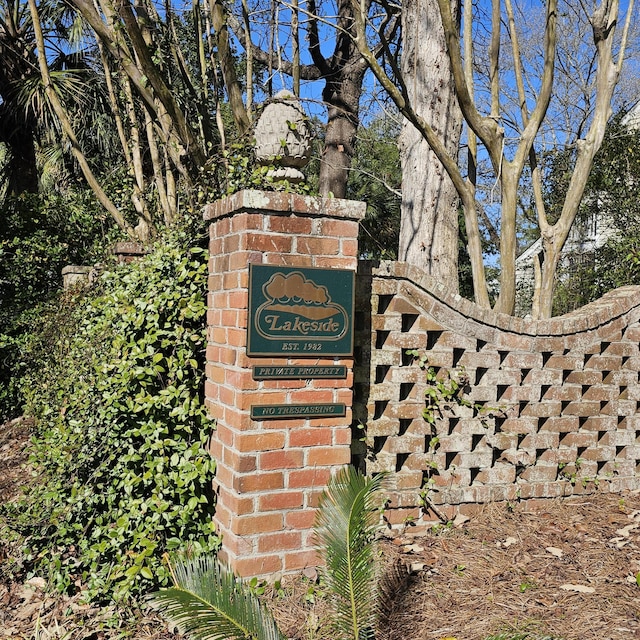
[0,0,40,194]
[351,0,635,316]
[398,0,463,290]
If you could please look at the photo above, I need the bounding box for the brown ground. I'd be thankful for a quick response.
[1,418,639,640]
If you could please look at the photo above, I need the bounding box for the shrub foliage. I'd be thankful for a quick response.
[2,237,219,602]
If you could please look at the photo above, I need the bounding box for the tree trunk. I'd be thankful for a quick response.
[315,0,367,199]
[398,0,462,290]
[493,165,519,314]
[319,69,365,199]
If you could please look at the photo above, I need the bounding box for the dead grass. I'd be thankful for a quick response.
[2,419,639,640]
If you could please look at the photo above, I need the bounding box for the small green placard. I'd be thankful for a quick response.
[252,365,347,380]
[251,403,346,419]
[247,264,355,357]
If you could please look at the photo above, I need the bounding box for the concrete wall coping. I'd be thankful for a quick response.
[372,260,640,338]
[203,189,367,222]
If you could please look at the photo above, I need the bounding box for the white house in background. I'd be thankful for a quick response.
[514,103,640,316]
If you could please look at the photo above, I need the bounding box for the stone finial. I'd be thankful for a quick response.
[254,90,312,183]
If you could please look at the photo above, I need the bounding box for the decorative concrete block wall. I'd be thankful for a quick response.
[354,261,640,529]
[204,190,365,576]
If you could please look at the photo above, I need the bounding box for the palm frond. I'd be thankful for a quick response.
[14,70,93,127]
[314,466,386,640]
[148,556,285,640]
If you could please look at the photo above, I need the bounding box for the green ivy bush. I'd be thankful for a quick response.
[2,235,219,602]
[0,190,118,421]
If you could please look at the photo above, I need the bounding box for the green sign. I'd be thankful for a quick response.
[251,403,346,419]
[253,365,347,380]
[247,264,355,357]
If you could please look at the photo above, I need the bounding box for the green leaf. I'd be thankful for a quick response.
[148,557,285,640]
[314,466,386,640]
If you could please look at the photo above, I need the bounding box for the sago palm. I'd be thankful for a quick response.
[148,466,387,640]
[148,555,285,640]
[313,466,386,640]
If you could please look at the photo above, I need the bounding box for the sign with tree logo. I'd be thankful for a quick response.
[247,264,355,357]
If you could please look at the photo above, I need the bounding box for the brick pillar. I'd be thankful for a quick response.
[203,190,366,577]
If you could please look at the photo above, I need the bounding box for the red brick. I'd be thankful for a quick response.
[222,271,239,288]
[308,416,350,428]
[520,401,562,417]
[214,423,234,446]
[542,416,579,432]
[287,468,332,489]
[213,254,230,272]
[581,415,616,431]
[260,449,304,470]
[306,446,350,466]
[213,501,233,530]
[239,390,287,410]
[244,233,292,253]
[266,253,314,267]
[268,215,313,235]
[289,427,333,447]
[218,532,254,556]
[262,418,307,429]
[283,549,321,571]
[214,464,235,489]
[209,438,223,460]
[565,371,603,385]
[258,490,304,511]
[319,218,358,238]
[221,309,238,327]
[219,488,255,516]
[232,512,283,535]
[206,308,222,326]
[336,389,354,404]
[562,400,601,416]
[225,368,256,389]
[229,251,260,271]
[383,507,421,525]
[229,290,248,309]
[236,431,286,452]
[289,390,335,404]
[227,328,246,348]
[230,212,264,232]
[224,449,257,473]
[223,406,252,430]
[584,355,622,371]
[207,363,226,385]
[219,385,236,406]
[217,346,237,366]
[312,256,358,269]
[235,471,284,493]
[257,531,303,553]
[285,509,317,529]
[211,327,227,344]
[340,238,358,256]
[233,555,283,578]
[297,236,340,256]
[334,428,353,445]
[204,381,219,405]
[581,386,616,401]
[224,233,240,253]
[541,386,582,401]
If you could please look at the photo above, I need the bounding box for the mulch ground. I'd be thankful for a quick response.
[1,418,639,640]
